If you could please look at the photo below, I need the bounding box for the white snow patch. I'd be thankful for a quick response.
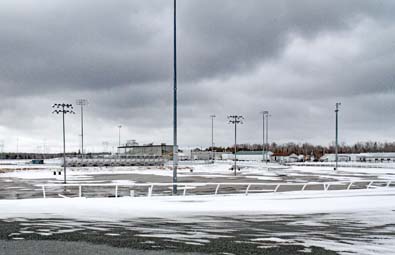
[0,189,394,221]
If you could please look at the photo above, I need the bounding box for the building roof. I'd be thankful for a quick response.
[235,151,273,155]
[118,144,173,149]
[271,152,291,157]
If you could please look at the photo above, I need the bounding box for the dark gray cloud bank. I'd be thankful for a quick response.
[0,0,394,152]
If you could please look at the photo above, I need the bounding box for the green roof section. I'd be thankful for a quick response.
[235,151,265,155]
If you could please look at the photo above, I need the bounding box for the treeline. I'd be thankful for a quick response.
[206,141,395,159]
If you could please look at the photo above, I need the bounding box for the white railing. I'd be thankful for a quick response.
[39,180,393,199]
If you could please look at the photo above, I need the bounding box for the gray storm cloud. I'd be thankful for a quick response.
[0,0,394,152]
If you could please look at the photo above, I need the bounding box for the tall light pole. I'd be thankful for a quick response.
[264,111,271,162]
[118,125,122,157]
[52,103,75,184]
[210,115,216,162]
[261,111,268,162]
[172,0,178,195]
[76,99,88,159]
[335,102,341,171]
[228,115,244,176]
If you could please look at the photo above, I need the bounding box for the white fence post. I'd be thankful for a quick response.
[79,185,82,198]
[245,184,251,196]
[115,185,118,198]
[387,181,391,188]
[215,184,221,195]
[42,186,46,199]
[274,184,280,192]
[148,185,154,197]
[324,183,330,191]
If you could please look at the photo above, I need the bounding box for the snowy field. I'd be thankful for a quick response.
[0,159,395,254]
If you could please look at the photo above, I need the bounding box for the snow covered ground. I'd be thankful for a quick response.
[1,160,395,182]
[1,160,395,254]
[0,189,394,220]
[0,189,395,255]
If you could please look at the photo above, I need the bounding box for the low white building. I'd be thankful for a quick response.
[271,153,303,163]
[320,154,352,162]
[358,153,395,163]
[320,153,395,163]
[221,151,273,161]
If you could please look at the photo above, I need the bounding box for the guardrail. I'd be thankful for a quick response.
[39,180,394,199]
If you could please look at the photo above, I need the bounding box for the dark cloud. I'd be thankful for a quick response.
[0,0,394,152]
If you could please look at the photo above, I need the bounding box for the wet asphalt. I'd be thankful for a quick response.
[0,216,342,255]
[1,164,394,254]
[1,164,392,199]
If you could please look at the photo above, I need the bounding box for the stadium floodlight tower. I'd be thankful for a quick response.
[52,103,75,184]
[334,102,341,171]
[210,115,216,162]
[76,99,88,159]
[228,115,244,176]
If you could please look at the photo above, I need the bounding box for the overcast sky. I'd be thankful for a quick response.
[0,0,394,153]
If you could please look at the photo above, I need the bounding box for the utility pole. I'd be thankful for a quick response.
[210,115,216,162]
[335,102,341,171]
[52,103,75,184]
[76,99,88,159]
[172,0,178,195]
[228,115,244,176]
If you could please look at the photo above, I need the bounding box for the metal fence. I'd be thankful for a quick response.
[39,180,394,199]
